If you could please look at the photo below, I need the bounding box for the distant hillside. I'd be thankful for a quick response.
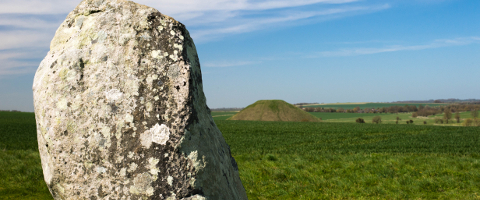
[393,99,480,103]
[228,100,320,122]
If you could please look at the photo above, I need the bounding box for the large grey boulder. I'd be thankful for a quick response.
[32,0,247,199]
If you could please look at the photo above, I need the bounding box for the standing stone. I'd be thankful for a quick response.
[32,0,247,199]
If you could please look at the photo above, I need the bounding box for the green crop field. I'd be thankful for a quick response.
[309,111,475,126]
[217,120,480,199]
[211,111,238,120]
[1,111,480,199]
[0,112,51,199]
[303,103,449,109]
[211,111,237,120]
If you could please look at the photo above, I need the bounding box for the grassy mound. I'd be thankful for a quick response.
[228,100,320,122]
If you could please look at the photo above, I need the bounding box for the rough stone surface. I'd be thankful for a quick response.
[32,0,248,199]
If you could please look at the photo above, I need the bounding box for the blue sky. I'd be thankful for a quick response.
[0,0,479,112]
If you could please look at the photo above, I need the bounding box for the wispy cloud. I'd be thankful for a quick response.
[0,0,388,75]
[311,37,480,57]
[0,49,46,76]
[191,4,390,41]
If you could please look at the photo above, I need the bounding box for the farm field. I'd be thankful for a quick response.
[310,111,475,126]
[218,120,480,199]
[216,111,475,126]
[1,111,480,199]
[302,102,449,110]
[0,112,51,199]
[211,111,237,120]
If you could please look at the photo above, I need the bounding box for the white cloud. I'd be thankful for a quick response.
[311,37,480,57]
[0,51,43,75]
[0,31,53,50]
[0,1,79,14]
[191,4,390,41]
[0,0,356,15]
[0,0,388,75]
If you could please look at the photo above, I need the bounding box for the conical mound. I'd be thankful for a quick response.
[228,100,321,122]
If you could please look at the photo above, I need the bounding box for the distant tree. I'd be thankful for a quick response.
[444,109,452,124]
[406,120,409,124]
[409,119,414,124]
[423,121,427,125]
[379,107,386,113]
[463,118,473,126]
[337,108,345,113]
[455,112,461,123]
[353,107,360,113]
[356,118,365,123]
[372,116,382,124]
[434,100,443,103]
[412,112,418,118]
[396,116,401,124]
[435,118,443,124]
[472,109,479,119]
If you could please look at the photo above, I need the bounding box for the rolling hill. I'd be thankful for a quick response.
[228,100,320,122]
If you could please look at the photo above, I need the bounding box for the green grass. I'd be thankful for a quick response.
[2,111,480,199]
[303,103,449,109]
[217,120,480,199]
[211,111,238,120]
[309,111,476,126]
[309,112,380,120]
[0,112,52,199]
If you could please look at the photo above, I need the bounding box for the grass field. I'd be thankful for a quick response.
[214,110,475,126]
[211,111,238,120]
[0,112,51,199]
[218,120,480,199]
[309,111,475,125]
[302,103,449,109]
[1,111,480,199]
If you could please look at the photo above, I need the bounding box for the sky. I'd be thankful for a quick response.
[0,0,479,112]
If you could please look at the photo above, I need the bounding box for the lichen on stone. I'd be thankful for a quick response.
[33,0,248,199]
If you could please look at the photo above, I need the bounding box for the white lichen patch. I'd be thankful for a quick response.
[96,166,107,174]
[120,168,126,177]
[151,50,162,59]
[167,176,173,186]
[56,98,68,110]
[140,129,153,149]
[129,173,154,196]
[148,157,160,177]
[128,162,138,172]
[125,113,134,123]
[105,89,123,103]
[151,124,170,145]
[188,151,206,172]
[146,102,153,112]
[101,125,111,138]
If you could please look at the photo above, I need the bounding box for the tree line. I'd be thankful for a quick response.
[301,103,480,116]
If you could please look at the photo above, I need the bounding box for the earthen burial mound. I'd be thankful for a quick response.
[32,0,248,199]
[228,100,321,122]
